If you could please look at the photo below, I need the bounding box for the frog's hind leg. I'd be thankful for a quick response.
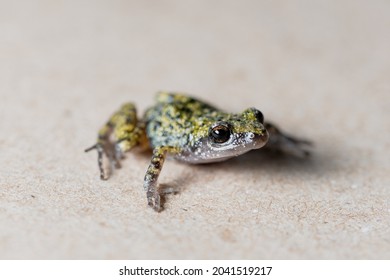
[85,103,147,180]
[264,122,312,157]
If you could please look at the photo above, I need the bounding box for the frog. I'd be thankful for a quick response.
[85,92,311,212]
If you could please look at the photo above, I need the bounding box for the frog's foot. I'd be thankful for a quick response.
[85,141,122,180]
[146,184,180,212]
[86,102,147,180]
[264,122,312,157]
[146,188,162,212]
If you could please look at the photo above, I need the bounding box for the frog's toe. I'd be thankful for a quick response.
[85,141,126,180]
[264,122,313,158]
[85,143,110,180]
[108,151,122,170]
[265,136,313,158]
[281,138,312,157]
[291,145,312,158]
[147,191,162,212]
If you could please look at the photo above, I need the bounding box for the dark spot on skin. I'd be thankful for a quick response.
[126,116,135,123]
[152,155,163,162]
[154,121,162,128]
[180,107,194,117]
[153,161,161,169]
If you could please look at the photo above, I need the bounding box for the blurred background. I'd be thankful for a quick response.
[0,0,389,259]
[2,0,389,115]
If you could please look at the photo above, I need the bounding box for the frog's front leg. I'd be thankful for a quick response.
[143,146,179,212]
[264,122,312,157]
[85,103,146,180]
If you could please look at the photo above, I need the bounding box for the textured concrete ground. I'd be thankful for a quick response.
[1,0,389,259]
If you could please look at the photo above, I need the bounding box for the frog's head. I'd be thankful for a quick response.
[184,108,269,163]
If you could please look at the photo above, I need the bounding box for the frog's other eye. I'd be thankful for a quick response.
[253,109,264,124]
[209,124,231,143]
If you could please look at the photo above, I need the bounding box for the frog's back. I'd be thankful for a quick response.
[144,92,219,149]
[154,92,216,110]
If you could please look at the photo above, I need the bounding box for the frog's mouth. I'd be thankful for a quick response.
[176,130,269,164]
[209,130,269,158]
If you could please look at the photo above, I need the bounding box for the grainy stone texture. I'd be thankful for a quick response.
[0,0,389,259]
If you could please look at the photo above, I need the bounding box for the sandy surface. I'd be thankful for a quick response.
[1,0,389,259]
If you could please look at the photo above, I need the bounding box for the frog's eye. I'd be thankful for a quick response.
[210,124,231,143]
[253,109,264,124]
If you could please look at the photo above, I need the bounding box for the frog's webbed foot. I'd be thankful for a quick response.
[264,122,312,157]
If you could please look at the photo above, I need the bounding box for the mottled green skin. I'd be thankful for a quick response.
[144,92,219,149]
[86,91,310,212]
[144,92,267,163]
[145,92,265,147]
